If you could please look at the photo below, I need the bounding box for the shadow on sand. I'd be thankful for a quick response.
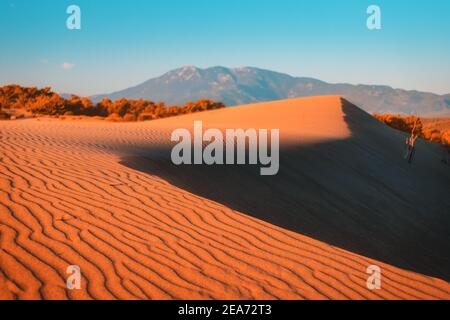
[120,99,450,281]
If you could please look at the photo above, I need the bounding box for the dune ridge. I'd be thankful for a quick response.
[1,96,449,300]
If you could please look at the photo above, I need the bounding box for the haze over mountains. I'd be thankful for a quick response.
[92,66,450,116]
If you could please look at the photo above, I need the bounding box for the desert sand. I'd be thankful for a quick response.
[0,96,449,300]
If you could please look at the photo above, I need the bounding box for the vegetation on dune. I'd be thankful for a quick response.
[0,112,10,120]
[374,114,450,146]
[0,105,10,120]
[0,85,225,121]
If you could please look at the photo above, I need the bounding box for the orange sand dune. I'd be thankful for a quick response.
[1,96,449,300]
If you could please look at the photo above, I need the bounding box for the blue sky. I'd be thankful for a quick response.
[1,0,449,96]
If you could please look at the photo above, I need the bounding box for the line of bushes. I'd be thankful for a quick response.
[0,85,225,121]
[374,114,450,145]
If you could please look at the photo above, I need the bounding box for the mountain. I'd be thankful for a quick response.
[92,66,450,116]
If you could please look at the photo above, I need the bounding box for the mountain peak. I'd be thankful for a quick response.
[179,65,200,72]
[164,65,202,82]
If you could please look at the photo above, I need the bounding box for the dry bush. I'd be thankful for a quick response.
[105,113,124,122]
[0,111,10,120]
[138,113,155,121]
[442,131,450,145]
[374,113,449,146]
[423,129,442,142]
[123,113,137,122]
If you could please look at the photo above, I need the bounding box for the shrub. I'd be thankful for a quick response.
[441,131,450,145]
[138,113,155,121]
[105,113,123,122]
[0,111,10,120]
[123,113,137,122]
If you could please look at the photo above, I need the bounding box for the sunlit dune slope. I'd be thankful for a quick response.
[0,96,449,300]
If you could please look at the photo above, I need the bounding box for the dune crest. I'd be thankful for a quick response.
[1,96,449,300]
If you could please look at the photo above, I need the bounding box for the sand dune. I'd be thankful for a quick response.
[1,96,449,300]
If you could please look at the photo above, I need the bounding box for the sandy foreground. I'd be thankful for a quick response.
[0,96,449,300]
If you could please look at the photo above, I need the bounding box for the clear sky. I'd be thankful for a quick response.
[1,0,449,96]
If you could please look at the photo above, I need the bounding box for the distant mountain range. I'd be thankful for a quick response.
[92,66,450,116]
